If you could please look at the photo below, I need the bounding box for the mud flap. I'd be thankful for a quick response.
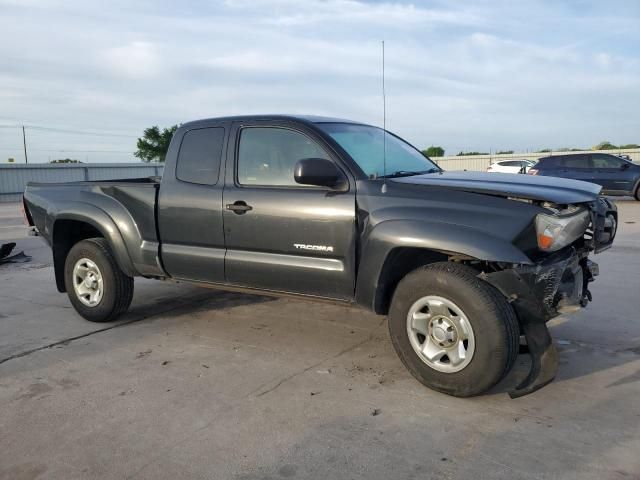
[509,320,559,399]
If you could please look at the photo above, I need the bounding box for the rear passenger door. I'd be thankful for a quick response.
[158,124,228,282]
[557,155,594,182]
[222,121,357,300]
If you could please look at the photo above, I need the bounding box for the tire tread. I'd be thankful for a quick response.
[64,238,133,322]
[388,261,519,397]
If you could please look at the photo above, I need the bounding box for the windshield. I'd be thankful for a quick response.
[318,123,440,178]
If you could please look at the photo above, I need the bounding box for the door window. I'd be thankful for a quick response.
[559,155,591,169]
[237,127,330,186]
[592,154,624,168]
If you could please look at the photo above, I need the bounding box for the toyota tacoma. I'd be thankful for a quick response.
[23,115,617,397]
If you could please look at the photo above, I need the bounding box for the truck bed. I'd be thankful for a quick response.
[24,177,163,277]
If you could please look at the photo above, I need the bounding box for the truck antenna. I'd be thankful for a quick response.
[381,40,387,193]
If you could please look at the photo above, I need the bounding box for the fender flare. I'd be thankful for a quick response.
[355,219,532,312]
[51,203,137,288]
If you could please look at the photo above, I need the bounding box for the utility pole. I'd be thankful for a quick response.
[22,125,28,164]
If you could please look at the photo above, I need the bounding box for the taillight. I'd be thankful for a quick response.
[528,169,538,175]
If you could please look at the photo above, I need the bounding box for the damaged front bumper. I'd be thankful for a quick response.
[483,196,616,398]
[485,248,598,398]
[487,247,596,325]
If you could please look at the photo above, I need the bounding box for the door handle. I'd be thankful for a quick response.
[226,201,253,214]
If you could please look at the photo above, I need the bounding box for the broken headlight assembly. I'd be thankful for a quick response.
[535,206,590,252]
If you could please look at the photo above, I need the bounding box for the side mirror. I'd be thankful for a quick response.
[294,158,346,189]
[621,163,630,170]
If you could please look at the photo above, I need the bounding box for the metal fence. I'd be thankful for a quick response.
[0,163,163,203]
[2,148,639,202]
[433,149,640,172]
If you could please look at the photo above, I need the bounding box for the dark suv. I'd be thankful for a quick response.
[529,153,640,200]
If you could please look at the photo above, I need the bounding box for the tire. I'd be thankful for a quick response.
[634,184,640,201]
[388,262,519,397]
[64,238,134,322]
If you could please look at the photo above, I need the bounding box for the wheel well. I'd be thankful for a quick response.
[373,247,449,315]
[52,220,103,292]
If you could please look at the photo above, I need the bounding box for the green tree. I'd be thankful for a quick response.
[592,141,617,151]
[537,148,552,153]
[50,158,81,163]
[496,150,514,154]
[423,146,444,157]
[134,125,178,162]
[457,151,489,156]
[619,143,640,149]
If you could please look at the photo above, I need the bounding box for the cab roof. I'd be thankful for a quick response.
[181,114,371,129]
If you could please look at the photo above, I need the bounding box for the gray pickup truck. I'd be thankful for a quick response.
[23,115,617,397]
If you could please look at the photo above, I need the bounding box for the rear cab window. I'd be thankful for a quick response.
[176,127,225,185]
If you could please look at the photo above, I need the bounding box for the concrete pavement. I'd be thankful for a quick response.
[0,200,639,480]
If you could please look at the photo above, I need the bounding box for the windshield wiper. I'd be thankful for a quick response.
[381,168,439,178]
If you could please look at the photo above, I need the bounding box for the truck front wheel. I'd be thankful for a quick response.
[64,238,134,322]
[388,262,519,397]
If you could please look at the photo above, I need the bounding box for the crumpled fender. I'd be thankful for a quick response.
[355,219,532,312]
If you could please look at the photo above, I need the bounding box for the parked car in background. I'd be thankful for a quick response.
[487,159,535,174]
[529,153,640,200]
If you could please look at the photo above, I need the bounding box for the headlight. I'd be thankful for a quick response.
[535,208,590,252]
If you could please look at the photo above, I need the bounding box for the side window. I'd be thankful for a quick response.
[176,127,225,185]
[537,157,555,168]
[560,155,590,169]
[592,154,623,168]
[237,127,330,186]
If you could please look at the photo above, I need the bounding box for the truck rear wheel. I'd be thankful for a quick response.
[388,262,519,397]
[64,238,134,322]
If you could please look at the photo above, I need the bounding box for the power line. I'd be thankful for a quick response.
[0,124,138,138]
[27,149,135,153]
[26,126,138,138]
[0,147,135,153]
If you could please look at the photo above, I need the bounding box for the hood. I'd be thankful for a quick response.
[391,171,601,204]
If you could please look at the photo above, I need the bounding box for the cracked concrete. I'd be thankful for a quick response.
[1,200,639,480]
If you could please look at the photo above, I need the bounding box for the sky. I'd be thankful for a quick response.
[1,0,639,163]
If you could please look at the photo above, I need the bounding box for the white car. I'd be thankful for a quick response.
[487,159,536,174]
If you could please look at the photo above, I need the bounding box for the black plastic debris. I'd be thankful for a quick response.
[0,242,32,264]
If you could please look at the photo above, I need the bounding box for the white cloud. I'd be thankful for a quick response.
[0,0,638,162]
[102,41,161,79]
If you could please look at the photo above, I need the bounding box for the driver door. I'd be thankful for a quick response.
[222,121,357,300]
